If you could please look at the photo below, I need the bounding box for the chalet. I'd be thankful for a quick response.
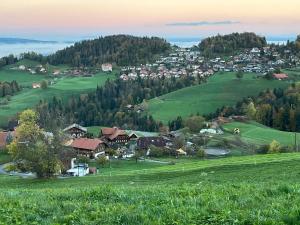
[63,124,87,138]
[101,127,130,144]
[101,63,113,72]
[137,137,167,150]
[273,73,288,80]
[32,83,41,89]
[71,138,106,158]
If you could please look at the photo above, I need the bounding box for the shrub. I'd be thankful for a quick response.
[268,140,281,154]
[196,148,206,159]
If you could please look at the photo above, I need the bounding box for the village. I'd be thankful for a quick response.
[119,46,300,81]
[0,116,245,177]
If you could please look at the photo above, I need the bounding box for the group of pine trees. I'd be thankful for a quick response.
[36,75,203,132]
[0,80,21,98]
[47,35,171,67]
[209,84,300,132]
[199,32,267,57]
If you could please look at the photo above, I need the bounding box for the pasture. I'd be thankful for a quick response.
[0,67,116,126]
[1,153,300,224]
[148,72,292,123]
[223,121,300,146]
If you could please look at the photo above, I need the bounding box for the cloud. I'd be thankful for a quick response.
[166,21,240,27]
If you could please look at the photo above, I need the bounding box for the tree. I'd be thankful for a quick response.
[196,148,206,159]
[96,155,108,168]
[236,70,244,80]
[184,116,205,133]
[7,110,62,178]
[41,80,48,89]
[245,102,257,119]
[268,140,281,154]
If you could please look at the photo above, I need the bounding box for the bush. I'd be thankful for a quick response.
[149,145,164,157]
[96,156,108,168]
[196,148,206,159]
[268,140,281,154]
[256,145,269,154]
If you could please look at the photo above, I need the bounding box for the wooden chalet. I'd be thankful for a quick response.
[63,124,87,138]
[71,138,106,158]
[101,127,130,144]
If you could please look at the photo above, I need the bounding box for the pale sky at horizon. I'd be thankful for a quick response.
[1,0,300,40]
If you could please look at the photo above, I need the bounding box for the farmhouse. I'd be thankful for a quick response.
[32,83,41,89]
[71,138,106,158]
[273,73,288,80]
[63,124,87,138]
[101,63,113,72]
[137,137,167,150]
[101,127,130,144]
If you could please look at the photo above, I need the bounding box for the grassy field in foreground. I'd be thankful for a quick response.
[0,72,116,126]
[148,72,292,123]
[223,121,300,146]
[1,153,300,224]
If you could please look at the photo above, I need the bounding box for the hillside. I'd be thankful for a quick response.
[47,35,171,66]
[148,72,290,123]
[1,153,300,224]
[0,60,117,126]
[199,32,266,57]
[223,121,300,146]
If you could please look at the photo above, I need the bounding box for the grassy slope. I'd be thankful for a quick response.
[148,72,291,123]
[223,121,300,146]
[1,153,300,224]
[0,70,116,125]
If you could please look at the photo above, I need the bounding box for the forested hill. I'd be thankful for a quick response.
[199,32,267,57]
[47,35,171,67]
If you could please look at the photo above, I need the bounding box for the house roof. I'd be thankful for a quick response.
[71,138,104,151]
[137,137,167,149]
[273,73,288,79]
[63,124,87,133]
[101,127,127,140]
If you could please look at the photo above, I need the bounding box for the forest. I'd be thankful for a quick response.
[35,75,203,132]
[199,32,267,57]
[47,35,171,67]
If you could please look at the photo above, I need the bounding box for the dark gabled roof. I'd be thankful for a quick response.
[137,137,167,149]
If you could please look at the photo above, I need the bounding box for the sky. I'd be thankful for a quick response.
[1,0,300,41]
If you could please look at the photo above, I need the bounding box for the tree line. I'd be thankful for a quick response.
[198,32,267,57]
[35,75,204,132]
[208,84,300,132]
[47,35,171,67]
[0,80,21,98]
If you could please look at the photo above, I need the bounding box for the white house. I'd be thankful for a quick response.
[101,63,113,72]
[67,158,89,177]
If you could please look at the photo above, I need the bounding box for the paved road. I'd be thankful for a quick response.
[0,163,36,178]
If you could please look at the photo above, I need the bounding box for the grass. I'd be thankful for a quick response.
[1,153,300,224]
[223,121,300,146]
[0,151,11,164]
[148,72,293,123]
[0,72,116,126]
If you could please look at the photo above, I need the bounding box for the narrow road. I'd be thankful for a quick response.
[0,163,36,178]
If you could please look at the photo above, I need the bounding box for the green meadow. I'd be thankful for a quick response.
[1,153,300,224]
[223,121,300,146]
[148,72,292,123]
[0,62,117,125]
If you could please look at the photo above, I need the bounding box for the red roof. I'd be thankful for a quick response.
[273,73,288,79]
[71,138,104,151]
[101,127,127,140]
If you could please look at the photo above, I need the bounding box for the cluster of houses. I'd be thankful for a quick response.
[119,46,299,81]
[120,48,214,81]
[11,64,48,75]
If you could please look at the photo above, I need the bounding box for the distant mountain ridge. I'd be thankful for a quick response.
[0,38,57,44]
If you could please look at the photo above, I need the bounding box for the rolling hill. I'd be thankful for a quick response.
[1,153,300,224]
[148,72,291,123]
